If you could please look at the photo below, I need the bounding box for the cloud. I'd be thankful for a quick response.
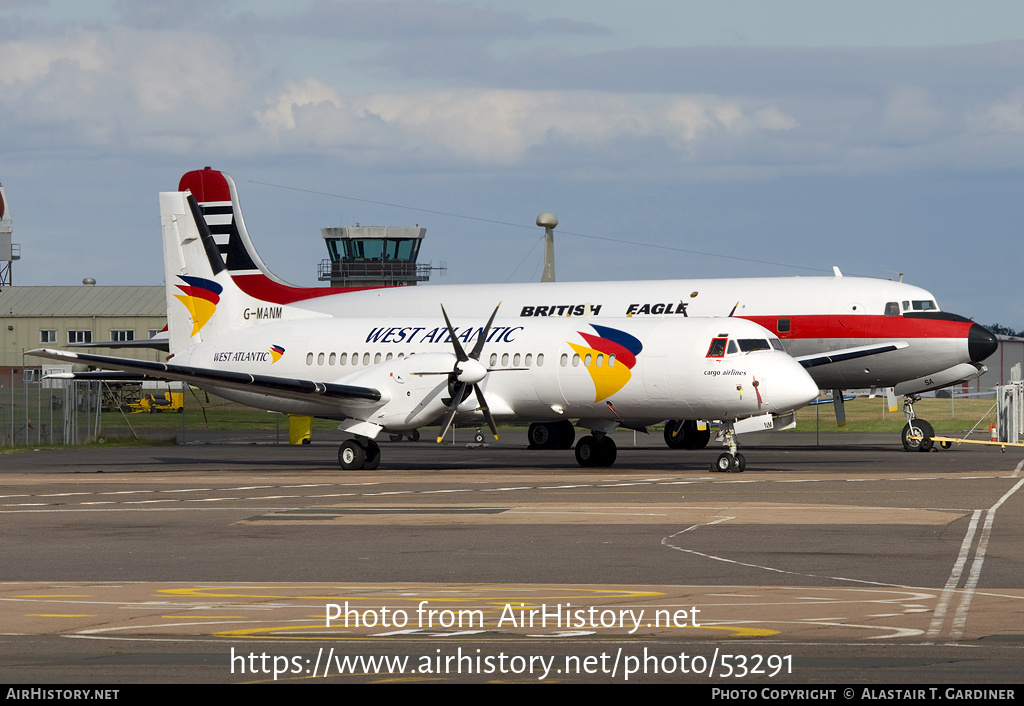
[255,87,799,167]
[258,1,610,41]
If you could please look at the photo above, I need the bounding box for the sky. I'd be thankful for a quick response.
[2,1,1024,325]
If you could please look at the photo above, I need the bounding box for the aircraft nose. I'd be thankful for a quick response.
[768,355,820,412]
[968,323,998,363]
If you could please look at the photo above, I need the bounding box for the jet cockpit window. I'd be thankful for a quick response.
[770,338,785,352]
[727,340,739,354]
[738,339,771,352]
[706,338,728,358]
[902,299,938,312]
[885,302,899,317]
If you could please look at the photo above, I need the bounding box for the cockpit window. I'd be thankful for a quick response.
[738,339,771,352]
[885,302,900,317]
[902,300,937,312]
[706,338,727,358]
[727,340,738,354]
[770,338,785,352]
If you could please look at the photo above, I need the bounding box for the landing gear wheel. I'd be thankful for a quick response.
[389,433,402,443]
[735,452,746,472]
[408,429,420,442]
[664,420,689,449]
[528,422,552,448]
[556,421,576,450]
[364,441,381,470]
[338,440,366,470]
[596,435,617,467]
[665,420,712,450]
[712,453,738,473]
[575,436,597,467]
[530,421,575,449]
[474,430,485,443]
[902,419,935,452]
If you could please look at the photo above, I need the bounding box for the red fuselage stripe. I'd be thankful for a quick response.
[741,315,973,340]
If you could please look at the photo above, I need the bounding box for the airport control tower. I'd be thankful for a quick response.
[0,182,20,287]
[318,225,444,288]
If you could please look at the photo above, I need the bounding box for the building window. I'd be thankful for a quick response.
[40,330,57,343]
[110,329,135,342]
[149,329,162,339]
[68,330,92,344]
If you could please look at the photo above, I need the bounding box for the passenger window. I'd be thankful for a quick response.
[777,319,790,334]
[706,338,727,358]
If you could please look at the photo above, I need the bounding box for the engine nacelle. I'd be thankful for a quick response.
[334,352,459,430]
[893,362,986,397]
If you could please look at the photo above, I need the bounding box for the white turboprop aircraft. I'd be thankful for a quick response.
[177,168,997,453]
[31,191,819,472]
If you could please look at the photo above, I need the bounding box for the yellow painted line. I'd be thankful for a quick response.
[15,595,91,598]
[212,624,777,639]
[161,615,245,619]
[161,586,664,601]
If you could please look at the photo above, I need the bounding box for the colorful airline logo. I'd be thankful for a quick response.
[269,345,285,363]
[174,275,223,336]
[568,325,644,402]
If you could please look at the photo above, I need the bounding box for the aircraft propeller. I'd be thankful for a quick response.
[415,303,502,443]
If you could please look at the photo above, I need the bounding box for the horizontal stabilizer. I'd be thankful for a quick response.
[68,338,170,352]
[46,371,153,381]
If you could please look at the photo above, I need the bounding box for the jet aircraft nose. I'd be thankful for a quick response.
[968,323,998,363]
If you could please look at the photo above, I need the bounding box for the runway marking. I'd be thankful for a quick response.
[1,473,1019,511]
[948,477,1024,641]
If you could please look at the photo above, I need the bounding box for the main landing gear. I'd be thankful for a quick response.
[901,395,935,452]
[663,420,711,450]
[338,438,381,470]
[574,434,617,467]
[528,420,576,450]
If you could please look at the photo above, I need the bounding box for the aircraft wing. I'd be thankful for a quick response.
[794,341,909,369]
[28,348,382,406]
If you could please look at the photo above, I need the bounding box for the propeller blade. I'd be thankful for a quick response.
[473,384,499,440]
[469,302,501,361]
[435,380,468,443]
[440,305,469,363]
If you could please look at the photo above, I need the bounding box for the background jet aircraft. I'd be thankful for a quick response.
[178,168,998,453]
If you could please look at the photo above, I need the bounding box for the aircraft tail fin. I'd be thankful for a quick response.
[179,167,361,304]
[160,190,324,356]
